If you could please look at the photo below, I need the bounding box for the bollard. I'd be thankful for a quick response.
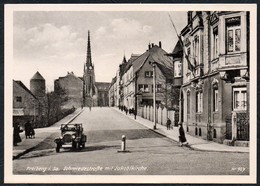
[121,135,126,151]
[118,135,130,153]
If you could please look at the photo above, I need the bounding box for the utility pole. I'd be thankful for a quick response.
[150,61,157,130]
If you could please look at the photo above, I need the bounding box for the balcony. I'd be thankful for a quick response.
[219,52,247,70]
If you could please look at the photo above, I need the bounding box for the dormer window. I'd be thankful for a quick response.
[145,71,153,78]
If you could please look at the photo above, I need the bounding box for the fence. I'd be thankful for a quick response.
[225,112,249,141]
[137,106,178,126]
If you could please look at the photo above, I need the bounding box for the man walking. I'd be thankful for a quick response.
[166,118,171,130]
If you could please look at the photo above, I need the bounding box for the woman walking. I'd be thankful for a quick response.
[178,124,188,146]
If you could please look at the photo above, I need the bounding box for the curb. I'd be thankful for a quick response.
[112,107,248,153]
[13,109,84,160]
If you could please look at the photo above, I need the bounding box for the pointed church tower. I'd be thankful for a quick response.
[83,30,97,107]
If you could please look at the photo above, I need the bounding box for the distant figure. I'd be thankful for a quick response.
[178,124,188,146]
[24,121,31,139]
[166,118,171,130]
[13,122,23,146]
[89,105,92,111]
[25,120,35,139]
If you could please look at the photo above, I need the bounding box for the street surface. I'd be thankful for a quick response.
[13,107,249,175]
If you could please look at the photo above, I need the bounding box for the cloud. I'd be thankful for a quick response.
[95,18,152,39]
[14,23,85,61]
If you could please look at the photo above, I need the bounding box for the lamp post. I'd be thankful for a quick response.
[149,61,157,130]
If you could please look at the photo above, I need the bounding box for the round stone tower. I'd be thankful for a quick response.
[30,71,46,97]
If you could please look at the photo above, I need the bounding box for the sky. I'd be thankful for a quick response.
[13,10,187,91]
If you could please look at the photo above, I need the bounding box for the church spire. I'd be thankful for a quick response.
[86,30,93,68]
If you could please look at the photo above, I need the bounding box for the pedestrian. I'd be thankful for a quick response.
[13,122,23,146]
[178,123,188,146]
[89,105,91,111]
[166,118,171,130]
[29,123,35,139]
[24,120,31,139]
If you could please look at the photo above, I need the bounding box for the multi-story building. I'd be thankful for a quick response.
[122,42,177,111]
[54,72,83,109]
[180,11,249,144]
[109,76,117,107]
[13,71,46,127]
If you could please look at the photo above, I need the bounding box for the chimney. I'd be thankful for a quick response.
[148,44,151,50]
[151,43,154,47]
[159,41,162,48]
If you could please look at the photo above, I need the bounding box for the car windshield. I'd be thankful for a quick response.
[61,124,80,131]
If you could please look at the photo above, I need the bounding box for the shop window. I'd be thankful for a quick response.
[213,89,218,112]
[196,91,203,113]
[233,87,247,111]
[226,17,241,53]
[145,71,153,78]
[199,128,202,136]
[16,96,22,102]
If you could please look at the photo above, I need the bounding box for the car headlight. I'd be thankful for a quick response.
[72,135,76,139]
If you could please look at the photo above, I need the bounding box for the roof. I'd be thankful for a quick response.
[95,82,111,91]
[56,72,83,82]
[14,80,38,100]
[156,63,174,80]
[167,40,183,58]
[124,54,141,73]
[31,71,45,80]
[132,45,173,74]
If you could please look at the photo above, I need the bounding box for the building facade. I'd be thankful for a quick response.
[180,11,249,144]
[121,43,178,112]
[13,71,47,127]
[55,31,109,108]
[54,72,83,109]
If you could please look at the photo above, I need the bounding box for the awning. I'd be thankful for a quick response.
[13,108,24,116]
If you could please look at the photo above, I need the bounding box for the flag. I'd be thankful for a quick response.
[168,13,195,76]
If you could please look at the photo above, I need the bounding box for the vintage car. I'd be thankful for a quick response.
[54,123,87,152]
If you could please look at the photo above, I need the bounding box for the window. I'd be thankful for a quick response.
[213,26,219,59]
[145,71,153,78]
[226,17,241,53]
[174,61,182,77]
[138,84,149,93]
[233,87,247,110]
[213,89,218,112]
[16,96,22,102]
[196,92,203,113]
[152,84,162,92]
[193,36,199,65]
[187,91,190,114]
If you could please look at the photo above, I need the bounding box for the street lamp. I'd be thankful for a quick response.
[149,61,157,130]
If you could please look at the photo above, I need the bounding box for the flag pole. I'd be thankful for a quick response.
[168,13,195,77]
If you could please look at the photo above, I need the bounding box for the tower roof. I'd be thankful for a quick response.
[85,30,93,68]
[31,71,45,80]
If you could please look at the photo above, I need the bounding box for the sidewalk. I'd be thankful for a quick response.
[112,107,249,153]
[13,108,84,159]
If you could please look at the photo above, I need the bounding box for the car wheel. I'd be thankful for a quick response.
[56,145,60,153]
[76,142,80,151]
[82,143,85,148]
[72,142,76,148]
